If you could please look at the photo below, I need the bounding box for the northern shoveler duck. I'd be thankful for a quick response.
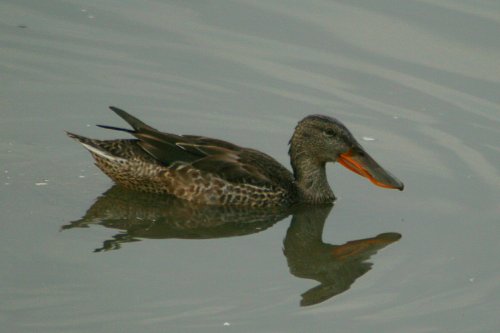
[67,107,403,206]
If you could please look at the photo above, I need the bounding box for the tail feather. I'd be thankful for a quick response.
[109,106,157,132]
[66,131,92,144]
[96,124,135,133]
[66,131,126,162]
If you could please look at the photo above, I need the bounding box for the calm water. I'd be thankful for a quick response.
[1,0,499,332]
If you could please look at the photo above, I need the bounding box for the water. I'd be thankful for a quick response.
[1,0,499,332]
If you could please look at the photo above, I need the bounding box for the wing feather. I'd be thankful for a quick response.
[102,107,292,187]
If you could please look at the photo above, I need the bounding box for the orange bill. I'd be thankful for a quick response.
[338,148,404,190]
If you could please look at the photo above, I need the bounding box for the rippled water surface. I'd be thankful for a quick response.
[1,1,499,332]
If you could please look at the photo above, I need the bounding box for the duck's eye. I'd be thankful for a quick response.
[324,129,336,137]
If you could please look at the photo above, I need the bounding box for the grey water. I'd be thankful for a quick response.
[1,1,499,332]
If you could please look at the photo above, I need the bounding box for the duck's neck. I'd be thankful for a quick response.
[290,152,335,203]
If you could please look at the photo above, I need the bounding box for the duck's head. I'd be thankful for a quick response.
[289,115,404,191]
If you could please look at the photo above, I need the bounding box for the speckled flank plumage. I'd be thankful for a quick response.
[95,157,291,207]
[67,107,403,206]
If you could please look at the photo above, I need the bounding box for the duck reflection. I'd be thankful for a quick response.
[283,205,401,306]
[64,186,401,305]
[63,186,291,251]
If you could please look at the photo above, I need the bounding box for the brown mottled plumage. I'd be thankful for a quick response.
[67,107,403,206]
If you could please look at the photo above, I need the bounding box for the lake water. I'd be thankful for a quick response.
[1,1,499,332]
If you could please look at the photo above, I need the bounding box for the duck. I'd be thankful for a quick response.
[67,107,404,207]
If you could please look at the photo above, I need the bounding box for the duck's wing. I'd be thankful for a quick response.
[102,106,206,165]
[187,146,273,185]
[103,107,292,187]
[104,107,249,167]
